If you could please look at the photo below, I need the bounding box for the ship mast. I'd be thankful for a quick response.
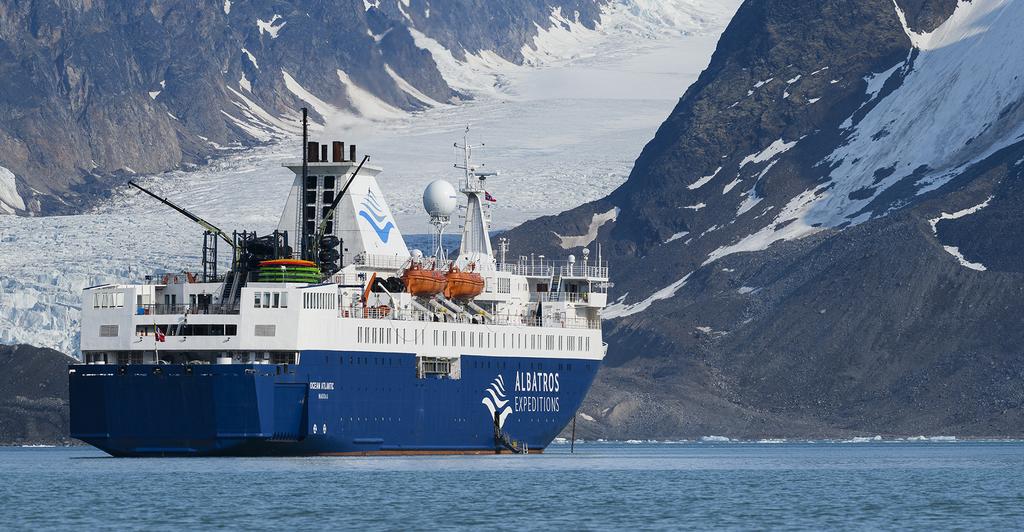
[454,126,497,270]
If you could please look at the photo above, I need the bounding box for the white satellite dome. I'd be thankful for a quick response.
[423,179,457,217]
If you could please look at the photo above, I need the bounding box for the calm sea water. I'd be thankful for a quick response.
[2,441,1023,530]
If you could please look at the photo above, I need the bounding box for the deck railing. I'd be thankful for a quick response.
[136,304,240,316]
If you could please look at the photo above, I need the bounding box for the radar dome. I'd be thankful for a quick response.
[423,179,457,217]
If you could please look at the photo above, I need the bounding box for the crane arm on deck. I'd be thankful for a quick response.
[128,181,236,251]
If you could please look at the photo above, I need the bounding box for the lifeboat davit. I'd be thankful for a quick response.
[402,262,446,297]
[444,264,484,300]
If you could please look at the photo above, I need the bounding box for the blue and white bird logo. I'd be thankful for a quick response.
[358,189,395,243]
[482,374,512,429]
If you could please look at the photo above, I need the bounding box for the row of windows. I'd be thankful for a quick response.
[254,291,288,309]
[303,292,335,310]
[135,324,238,336]
[355,326,592,352]
[93,291,125,309]
[316,353,584,373]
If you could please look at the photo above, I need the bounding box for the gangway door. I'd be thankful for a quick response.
[271,383,308,441]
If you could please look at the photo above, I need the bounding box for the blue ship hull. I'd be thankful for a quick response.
[69,351,599,456]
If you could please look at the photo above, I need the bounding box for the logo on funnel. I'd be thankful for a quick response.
[358,189,395,243]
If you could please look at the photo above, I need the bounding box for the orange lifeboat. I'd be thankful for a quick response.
[444,264,484,300]
[401,262,447,297]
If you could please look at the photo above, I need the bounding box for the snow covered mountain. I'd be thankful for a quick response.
[505,0,1024,438]
[0,0,738,356]
[0,0,638,215]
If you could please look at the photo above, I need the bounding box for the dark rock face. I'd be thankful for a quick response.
[511,0,1024,439]
[0,0,607,215]
[0,344,74,445]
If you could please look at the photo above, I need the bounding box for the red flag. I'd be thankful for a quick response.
[155,326,166,342]
[484,191,497,203]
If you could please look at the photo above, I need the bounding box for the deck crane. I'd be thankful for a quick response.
[128,181,237,256]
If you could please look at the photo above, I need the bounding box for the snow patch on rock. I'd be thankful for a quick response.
[556,207,619,249]
[256,15,285,39]
[603,273,691,319]
[688,166,721,189]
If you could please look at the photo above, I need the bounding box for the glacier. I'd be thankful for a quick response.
[0,0,740,356]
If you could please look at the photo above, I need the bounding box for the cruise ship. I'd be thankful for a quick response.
[69,118,609,456]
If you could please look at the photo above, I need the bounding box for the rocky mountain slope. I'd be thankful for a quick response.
[0,0,607,215]
[511,0,1024,439]
[0,344,73,445]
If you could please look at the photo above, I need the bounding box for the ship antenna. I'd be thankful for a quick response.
[300,107,309,261]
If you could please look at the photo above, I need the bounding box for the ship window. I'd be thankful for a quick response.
[323,175,336,189]
[357,327,362,343]
[305,175,317,190]
[255,324,276,337]
[372,328,377,344]
[272,292,280,308]
[461,332,465,346]
[323,191,334,204]
[99,325,119,337]
[280,293,288,308]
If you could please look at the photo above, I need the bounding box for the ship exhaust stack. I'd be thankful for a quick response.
[301,108,310,260]
[332,141,344,162]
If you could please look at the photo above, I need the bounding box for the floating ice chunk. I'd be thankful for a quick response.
[555,207,619,249]
[362,0,379,11]
[579,412,595,422]
[701,435,731,442]
[682,203,705,211]
[786,75,801,84]
[807,97,820,104]
[149,90,160,100]
[223,0,230,15]
[239,73,251,92]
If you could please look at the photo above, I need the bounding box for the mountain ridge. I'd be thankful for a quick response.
[504,0,1024,439]
[0,0,611,215]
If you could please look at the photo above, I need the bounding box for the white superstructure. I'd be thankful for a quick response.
[80,133,609,373]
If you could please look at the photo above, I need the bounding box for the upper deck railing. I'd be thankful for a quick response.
[136,304,240,316]
[348,305,601,330]
[498,261,608,279]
